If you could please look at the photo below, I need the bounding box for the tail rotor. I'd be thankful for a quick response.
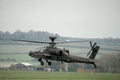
[87,41,100,59]
[87,41,97,56]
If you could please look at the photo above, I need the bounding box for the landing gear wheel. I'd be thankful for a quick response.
[93,63,97,68]
[41,62,44,65]
[48,62,51,66]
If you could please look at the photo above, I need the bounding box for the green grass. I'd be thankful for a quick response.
[0,70,120,80]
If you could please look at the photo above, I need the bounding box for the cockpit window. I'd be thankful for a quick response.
[33,47,46,52]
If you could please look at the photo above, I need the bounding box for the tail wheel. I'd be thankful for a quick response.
[41,62,44,65]
[48,62,51,66]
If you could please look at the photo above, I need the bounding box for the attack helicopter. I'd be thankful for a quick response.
[13,36,100,68]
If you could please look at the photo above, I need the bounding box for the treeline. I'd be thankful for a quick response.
[0,30,61,41]
[0,30,120,43]
[97,53,120,73]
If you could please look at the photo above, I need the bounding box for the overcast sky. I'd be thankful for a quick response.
[0,0,120,38]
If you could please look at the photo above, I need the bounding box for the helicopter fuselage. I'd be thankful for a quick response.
[28,46,95,66]
[13,36,99,68]
[29,47,70,62]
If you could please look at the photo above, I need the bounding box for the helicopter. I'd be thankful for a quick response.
[13,36,100,68]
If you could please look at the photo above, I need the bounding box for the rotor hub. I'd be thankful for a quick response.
[49,36,56,42]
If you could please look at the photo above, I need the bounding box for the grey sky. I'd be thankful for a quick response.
[0,0,120,38]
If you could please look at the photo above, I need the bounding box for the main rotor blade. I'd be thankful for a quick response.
[87,42,97,56]
[12,39,50,44]
[12,39,90,45]
[56,40,90,44]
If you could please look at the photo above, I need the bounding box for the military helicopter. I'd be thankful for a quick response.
[13,36,100,68]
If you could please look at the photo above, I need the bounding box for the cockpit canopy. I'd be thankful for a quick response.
[33,47,46,53]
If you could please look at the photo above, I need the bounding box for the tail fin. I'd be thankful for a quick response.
[89,46,100,59]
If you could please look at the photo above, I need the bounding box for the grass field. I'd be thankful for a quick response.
[0,70,120,80]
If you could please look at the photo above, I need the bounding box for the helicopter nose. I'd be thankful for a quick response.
[29,51,33,56]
